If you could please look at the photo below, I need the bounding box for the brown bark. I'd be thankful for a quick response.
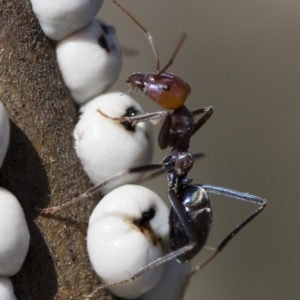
[0,1,113,299]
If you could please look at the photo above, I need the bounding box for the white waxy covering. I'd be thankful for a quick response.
[74,92,153,195]
[87,185,169,299]
[139,259,191,300]
[30,0,104,41]
[0,188,30,277]
[56,19,122,105]
[0,277,17,300]
[0,102,10,168]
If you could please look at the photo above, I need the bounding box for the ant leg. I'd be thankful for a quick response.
[85,244,194,300]
[201,184,266,205]
[179,185,267,299]
[97,109,169,125]
[191,106,214,135]
[40,163,164,214]
[191,106,213,116]
[158,113,172,149]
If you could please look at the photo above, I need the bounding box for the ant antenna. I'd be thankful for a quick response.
[158,33,187,75]
[111,0,160,71]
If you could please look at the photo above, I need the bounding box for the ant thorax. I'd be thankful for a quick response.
[173,152,194,177]
[126,72,191,110]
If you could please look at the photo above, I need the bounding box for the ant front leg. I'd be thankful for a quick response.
[97,109,169,125]
[191,106,214,135]
[158,112,172,149]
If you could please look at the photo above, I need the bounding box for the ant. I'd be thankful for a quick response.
[43,0,267,298]
[106,0,266,262]
[85,0,267,296]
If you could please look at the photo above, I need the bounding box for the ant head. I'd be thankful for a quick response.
[126,72,191,110]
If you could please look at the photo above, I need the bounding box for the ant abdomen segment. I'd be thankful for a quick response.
[126,72,191,110]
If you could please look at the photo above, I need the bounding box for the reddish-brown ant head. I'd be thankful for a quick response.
[126,72,191,110]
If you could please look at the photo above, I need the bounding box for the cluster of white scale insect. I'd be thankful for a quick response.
[29,1,190,300]
[0,102,30,300]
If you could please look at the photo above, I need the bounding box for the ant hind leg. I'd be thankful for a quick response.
[178,185,267,299]
[97,109,169,125]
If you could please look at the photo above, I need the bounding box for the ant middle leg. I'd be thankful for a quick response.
[97,109,169,125]
[191,106,214,135]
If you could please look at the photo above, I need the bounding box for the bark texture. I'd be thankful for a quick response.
[0,1,113,299]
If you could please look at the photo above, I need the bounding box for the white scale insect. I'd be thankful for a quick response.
[0,102,30,300]
[0,102,9,168]
[87,184,191,300]
[74,92,153,195]
[30,0,105,41]
[56,19,122,105]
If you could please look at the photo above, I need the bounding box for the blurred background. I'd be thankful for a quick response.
[98,1,300,299]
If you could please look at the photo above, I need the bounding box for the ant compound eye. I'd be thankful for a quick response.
[162,84,171,91]
[0,188,30,277]
[0,102,10,168]
[87,185,169,298]
[56,19,122,105]
[74,92,153,195]
[30,0,104,40]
